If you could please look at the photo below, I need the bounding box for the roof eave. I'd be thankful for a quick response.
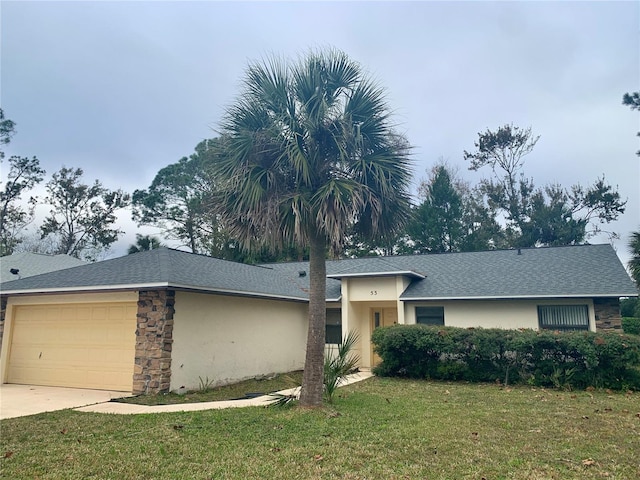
[169,283,309,302]
[1,282,309,302]
[400,293,640,301]
[328,270,425,280]
[1,282,170,296]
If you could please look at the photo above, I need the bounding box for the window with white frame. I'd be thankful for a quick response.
[538,305,589,331]
[416,306,445,325]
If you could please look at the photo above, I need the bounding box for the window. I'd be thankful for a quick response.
[538,305,589,331]
[416,306,445,325]
[326,309,342,344]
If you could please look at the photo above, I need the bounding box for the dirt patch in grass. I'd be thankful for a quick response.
[114,370,303,405]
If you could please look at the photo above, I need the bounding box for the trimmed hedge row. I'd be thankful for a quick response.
[371,325,640,390]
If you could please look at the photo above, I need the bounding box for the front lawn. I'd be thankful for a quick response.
[2,378,639,479]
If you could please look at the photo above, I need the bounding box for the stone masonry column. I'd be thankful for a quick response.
[594,297,622,331]
[134,290,175,394]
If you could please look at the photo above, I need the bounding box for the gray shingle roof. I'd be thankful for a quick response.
[0,248,310,301]
[0,252,86,282]
[264,244,637,300]
[1,244,636,301]
[325,256,425,279]
[396,244,638,299]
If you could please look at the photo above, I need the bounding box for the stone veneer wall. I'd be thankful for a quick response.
[0,297,6,355]
[594,297,622,331]
[134,290,175,395]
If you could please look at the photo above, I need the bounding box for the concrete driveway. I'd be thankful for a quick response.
[0,384,130,419]
[1,372,375,418]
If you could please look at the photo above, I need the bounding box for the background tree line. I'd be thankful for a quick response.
[1,96,637,267]
[0,108,130,261]
[131,124,629,261]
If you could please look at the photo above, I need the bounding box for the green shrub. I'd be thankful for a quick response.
[620,297,638,317]
[372,325,640,390]
[622,317,640,335]
[324,330,360,403]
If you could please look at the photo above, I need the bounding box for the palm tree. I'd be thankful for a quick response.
[213,48,413,407]
[629,229,640,287]
[127,234,164,254]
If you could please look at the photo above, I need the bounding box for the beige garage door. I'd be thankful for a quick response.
[7,302,137,391]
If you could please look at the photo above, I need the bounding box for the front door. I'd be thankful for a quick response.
[370,308,397,366]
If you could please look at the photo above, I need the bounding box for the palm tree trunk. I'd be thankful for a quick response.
[299,229,327,407]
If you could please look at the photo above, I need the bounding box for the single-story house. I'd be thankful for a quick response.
[0,244,636,394]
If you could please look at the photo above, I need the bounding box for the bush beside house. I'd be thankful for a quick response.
[372,325,640,390]
[622,317,640,335]
[620,297,638,318]
[621,297,640,334]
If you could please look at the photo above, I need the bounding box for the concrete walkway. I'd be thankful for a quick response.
[0,384,130,420]
[75,371,374,415]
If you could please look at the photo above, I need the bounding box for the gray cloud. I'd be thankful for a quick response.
[2,1,638,262]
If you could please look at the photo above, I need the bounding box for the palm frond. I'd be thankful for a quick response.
[214,48,413,257]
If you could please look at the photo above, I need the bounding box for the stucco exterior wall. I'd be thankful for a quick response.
[342,276,413,368]
[170,291,309,391]
[348,277,397,301]
[0,297,7,356]
[403,298,596,331]
[341,299,396,368]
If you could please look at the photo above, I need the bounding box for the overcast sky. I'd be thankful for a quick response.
[1,0,638,264]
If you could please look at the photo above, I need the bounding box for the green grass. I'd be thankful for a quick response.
[116,371,303,405]
[2,378,640,479]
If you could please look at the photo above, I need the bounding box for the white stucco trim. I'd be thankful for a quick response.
[402,293,635,301]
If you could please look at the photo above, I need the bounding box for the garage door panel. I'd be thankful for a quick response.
[107,306,125,319]
[46,346,91,363]
[46,307,62,321]
[60,306,79,319]
[7,302,136,391]
[88,347,134,364]
[4,345,41,363]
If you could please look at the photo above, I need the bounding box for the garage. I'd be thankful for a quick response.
[6,302,137,391]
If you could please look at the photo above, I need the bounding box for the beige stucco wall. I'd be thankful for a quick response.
[342,300,397,368]
[347,277,398,301]
[403,298,596,331]
[1,292,138,384]
[341,276,413,368]
[170,291,308,391]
